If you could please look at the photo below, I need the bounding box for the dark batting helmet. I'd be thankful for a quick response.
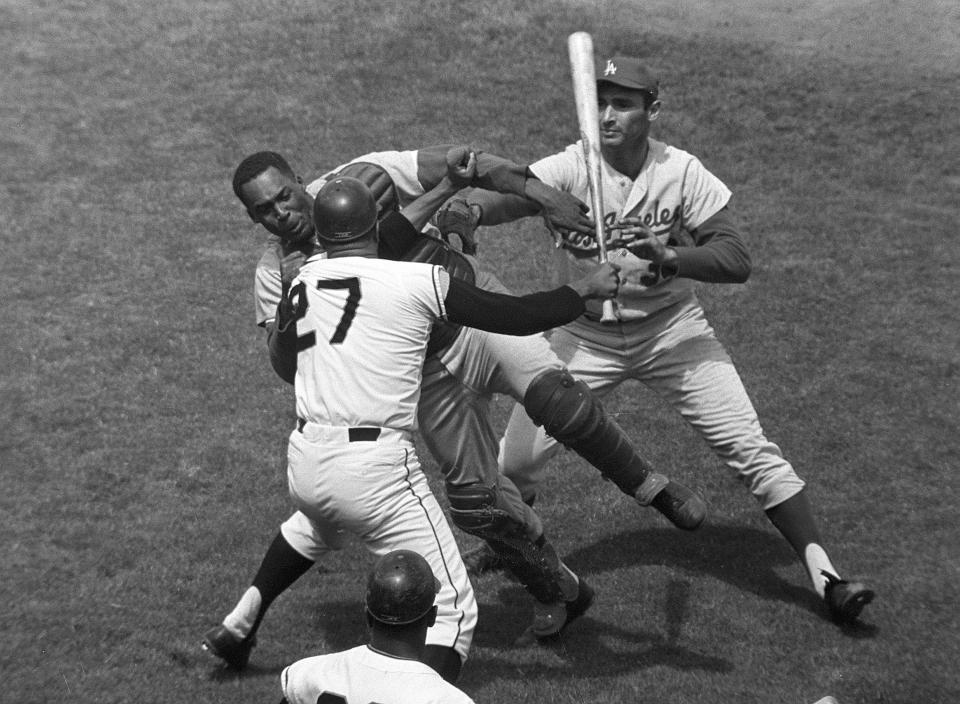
[365,550,440,625]
[313,176,378,243]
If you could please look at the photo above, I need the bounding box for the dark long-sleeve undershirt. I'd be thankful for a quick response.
[664,207,751,283]
[444,277,584,336]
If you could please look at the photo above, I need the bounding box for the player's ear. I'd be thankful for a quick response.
[426,606,438,628]
[648,100,662,121]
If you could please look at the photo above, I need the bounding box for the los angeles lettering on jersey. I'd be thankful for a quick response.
[560,202,682,253]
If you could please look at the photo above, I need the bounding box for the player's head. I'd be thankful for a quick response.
[596,54,662,150]
[365,550,440,630]
[233,151,315,245]
[312,176,379,246]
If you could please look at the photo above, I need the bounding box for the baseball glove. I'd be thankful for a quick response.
[433,198,480,255]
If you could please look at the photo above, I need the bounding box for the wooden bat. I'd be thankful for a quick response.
[567,31,618,323]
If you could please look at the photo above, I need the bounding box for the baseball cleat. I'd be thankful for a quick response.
[202,624,256,669]
[559,577,595,631]
[461,542,505,576]
[635,473,707,530]
[822,571,875,624]
[516,577,596,645]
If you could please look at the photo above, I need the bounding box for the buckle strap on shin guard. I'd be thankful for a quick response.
[634,473,669,506]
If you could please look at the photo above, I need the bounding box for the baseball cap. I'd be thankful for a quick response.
[597,55,659,98]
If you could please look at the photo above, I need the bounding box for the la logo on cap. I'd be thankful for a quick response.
[604,60,617,76]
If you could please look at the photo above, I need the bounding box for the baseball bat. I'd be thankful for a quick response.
[568,31,617,323]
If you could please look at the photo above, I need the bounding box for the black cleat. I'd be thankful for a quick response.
[822,571,875,624]
[202,625,256,669]
[559,577,595,632]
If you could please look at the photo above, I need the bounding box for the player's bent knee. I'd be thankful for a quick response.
[280,513,344,560]
[445,482,517,541]
[523,368,604,444]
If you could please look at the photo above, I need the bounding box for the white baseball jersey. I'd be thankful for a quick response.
[280,646,475,704]
[291,256,450,430]
[530,137,731,321]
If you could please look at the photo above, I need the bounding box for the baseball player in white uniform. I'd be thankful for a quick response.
[279,550,475,704]
[277,171,618,672]
[212,154,620,681]
[468,53,875,625]
[204,145,706,673]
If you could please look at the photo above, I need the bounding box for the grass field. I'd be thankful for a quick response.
[3,1,959,702]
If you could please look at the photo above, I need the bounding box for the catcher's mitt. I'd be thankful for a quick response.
[433,198,481,255]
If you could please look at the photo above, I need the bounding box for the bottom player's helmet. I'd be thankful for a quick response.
[313,176,378,243]
[365,550,441,625]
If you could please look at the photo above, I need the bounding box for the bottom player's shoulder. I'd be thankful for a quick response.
[381,258,436,275]
[438,684,476,704]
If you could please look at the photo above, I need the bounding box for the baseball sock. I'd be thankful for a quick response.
[764,490,838,598]
[223,532,315,638]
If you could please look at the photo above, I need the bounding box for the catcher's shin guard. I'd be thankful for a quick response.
[523,369,707,530]
[446,483,577,604]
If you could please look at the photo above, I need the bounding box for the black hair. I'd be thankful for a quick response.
[639,89,659,109]
[232,151,295,201]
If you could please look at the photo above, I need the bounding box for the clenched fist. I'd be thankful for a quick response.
[568,260,622,300]
[445,146,478,188]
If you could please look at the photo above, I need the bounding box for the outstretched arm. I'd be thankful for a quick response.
[415,144,526,195]
[416,145,594,235]
[442,260,620,335]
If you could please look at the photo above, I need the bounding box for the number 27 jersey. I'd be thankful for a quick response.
[291,256,450,431]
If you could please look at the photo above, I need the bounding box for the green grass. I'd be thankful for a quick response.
[2,1,958,702]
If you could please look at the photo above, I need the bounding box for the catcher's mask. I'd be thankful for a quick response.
[313,176,378,243]
[365,550,440,625]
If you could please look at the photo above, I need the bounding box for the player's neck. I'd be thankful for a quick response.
[604,138,649,180]
[367,633,425,662]
[326,239,379,259]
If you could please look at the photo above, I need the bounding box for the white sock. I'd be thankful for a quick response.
[804,544,838,598]
[222,587,262,638]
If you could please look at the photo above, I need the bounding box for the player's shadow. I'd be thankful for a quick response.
[198,525,874,682]
[464,578,732,684]
[563,523,877,636]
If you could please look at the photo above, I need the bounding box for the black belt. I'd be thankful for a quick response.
[296,419,381,442]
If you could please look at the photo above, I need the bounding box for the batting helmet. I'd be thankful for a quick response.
[313,176,378,243]
[365,550,440,625]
